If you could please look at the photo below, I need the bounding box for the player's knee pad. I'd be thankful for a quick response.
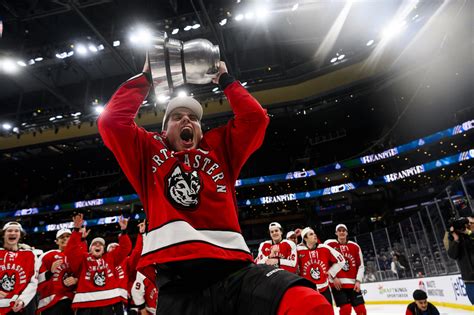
[353,303,367,315]
[339,304,352,315]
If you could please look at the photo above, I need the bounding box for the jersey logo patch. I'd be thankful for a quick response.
[166,164,202,210]
[93,271,106,287]
[342,260,350,271]
[310,267,320,280]
[0,274,15,292]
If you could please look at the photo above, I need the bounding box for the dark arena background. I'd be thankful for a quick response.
[0,0,473,314]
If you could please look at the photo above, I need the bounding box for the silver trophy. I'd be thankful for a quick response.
[148,31,220,99]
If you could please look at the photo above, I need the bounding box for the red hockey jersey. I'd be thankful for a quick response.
[296,243,345,292]
[37,250,76,312]
[115,233,143,303]
[324,239,365,289]
[98,73,269,280]
[64,231,132,309]
[0,249,38,313]
[132,272,158,315]
[255,240,297,273]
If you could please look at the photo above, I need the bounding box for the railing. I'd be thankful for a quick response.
[356,168,474,282]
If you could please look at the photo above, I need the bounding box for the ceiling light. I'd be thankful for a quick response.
[113,40,121,47]
[88,44,98,52]
[212,87,219,92]
[97,44,105,51]
[129,27,153,46]
[34,57,43,62]
[49,117,56,121]
[157,94,170,103]
[12,127,19,133]
[366,39,374,46]
[337,54,345,60]
[241,81,248,86]
[235,14,244,21]
[56,115,63,119]
[94,106,104,114]
[330,57,337,63]
[292,3,299,11]
[16,61,27,67]
[67,51,74,57]
[56,52,68,59]
[28,59,35,65]
[245,12,254,20]
[192,23,200,29]
[382,20,407,40]
[184,25,192,31]
[75,44,88,55]
[2,123,12,130]
[171,28,179,35]
[1,59,19,74]
[219,19,227,26]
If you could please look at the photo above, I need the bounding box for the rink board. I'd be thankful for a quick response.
[361,274,473,311]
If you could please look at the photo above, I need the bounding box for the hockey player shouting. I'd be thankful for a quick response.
[98,57,332,314]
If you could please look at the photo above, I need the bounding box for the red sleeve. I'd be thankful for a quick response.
[207,81,269,181]
[64,231,87,274]
[406,308,413,315]
[111,233,132,266]
[128,233,143,272]
[97,74,151,197]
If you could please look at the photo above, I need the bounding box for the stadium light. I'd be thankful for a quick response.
[75,44,88,55]
[88,44,98,53]
[2,123,12,130]
[184,25,192,31]
[157,94,170,103]
[113,40,121,47]
[97,44,105,51]
[330,57,337,63]
[1,59,19,74]
[129,27,153,46]
[292,3,299,11]
[255,7,270,20]
[235,14,244,21]
[34,57,43,62]
[366,39,375,46]
[382,20,407,40]
[16,60,27,67]
[94,105,104,114]
[192,23,200,29]
[171,28,179,35]
[244,12,254,20]
[337,54,345,60]
[55,52,68,59]
[219,19,227,26]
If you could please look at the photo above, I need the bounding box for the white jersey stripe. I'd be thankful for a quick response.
[142,220,250,255]
[38,294,55,309]
[73,288,121,304]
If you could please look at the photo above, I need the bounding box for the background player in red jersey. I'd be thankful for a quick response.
[65,213,131,315]
[0,222,38,315]
[297,227,345,306]
[37,228,79,314]
[325,224,367,315]
[131,271,158,315]
[98,56,333,315]
[255,222,298,273]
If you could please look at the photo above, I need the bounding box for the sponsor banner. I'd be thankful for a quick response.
[361,274,472,307]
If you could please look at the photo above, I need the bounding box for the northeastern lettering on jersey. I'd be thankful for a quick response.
[0,263,28,290]
[151,135,228,210]
[337,244,356,271]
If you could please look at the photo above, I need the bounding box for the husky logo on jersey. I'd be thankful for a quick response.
[0,274,15,292]
[93,271,106,287]
[342,260,350,271]
[166,164,202,209]
[310,267,320,280]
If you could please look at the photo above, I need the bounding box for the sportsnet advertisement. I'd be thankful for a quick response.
[361,275,473,308]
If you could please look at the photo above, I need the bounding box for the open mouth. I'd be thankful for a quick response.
[180,127,194,146]
[8,237,17,242]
